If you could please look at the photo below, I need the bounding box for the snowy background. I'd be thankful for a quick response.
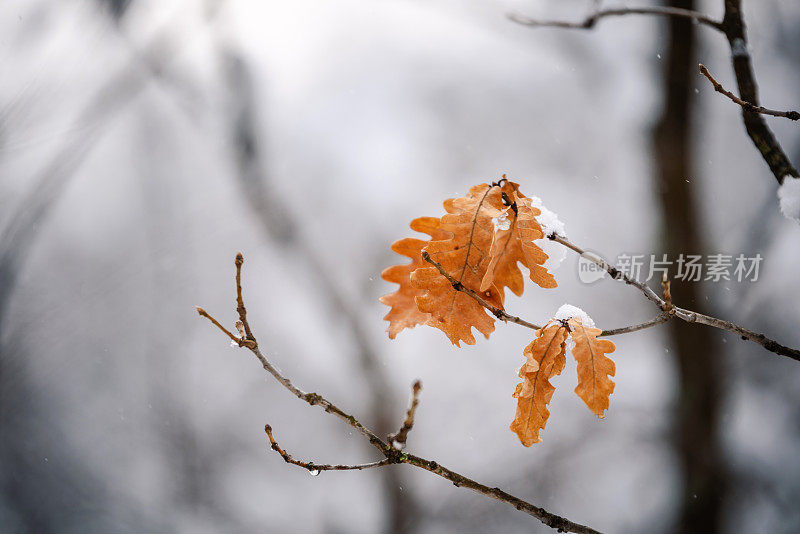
[1,1,800,533]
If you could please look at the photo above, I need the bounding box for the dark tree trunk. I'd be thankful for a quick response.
[652,1,728,532]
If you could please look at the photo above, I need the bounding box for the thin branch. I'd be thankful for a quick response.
[550,235,800,362]
[600,313,671,336]
[265,425,391,472]
[388,380,422,449]
[699,64,800,121]
[661,274,673,312]
[199,320,383,449]
[234,252,257,345]
[420,251,542,331]
[195,307,241,345]
[600,274,672,335]
[550,235,665,307]
[419,231,799,360]
[398,451,599,534]
[509,6,723,32]
[197,254,601,534]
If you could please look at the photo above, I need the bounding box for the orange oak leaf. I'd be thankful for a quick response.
[480,186,557,295]
[379,217,448,339]
[510,323,568,446]
[567,317,616,418]
[410,184,507,346]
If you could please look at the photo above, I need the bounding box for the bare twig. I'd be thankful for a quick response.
[197,254,601,534]
[550,235,800,362]
[549,235,665,307]
[661,274,673,312]
[388,380,422,449]
[195,307,240,345]
[265,425,391,472]
[422,244,664,336]
[509,6,723,32]
[600,313,671,336]
[234,253,256,346]
[699,64,800,121]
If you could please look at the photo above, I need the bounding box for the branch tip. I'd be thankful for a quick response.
[388,379,424,449]
[699,62,800,122]
[265,422,391,472]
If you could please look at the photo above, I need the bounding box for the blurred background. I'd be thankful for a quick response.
[1,0,799,533]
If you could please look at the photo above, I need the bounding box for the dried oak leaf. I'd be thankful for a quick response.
[411,184,506,346]
[480,186,557,295]
[379,217,448,339]
[567,317,616,418]
[510,323,568,446]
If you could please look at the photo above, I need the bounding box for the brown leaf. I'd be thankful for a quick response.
[510,323,568,446]
[411,184,506,346]
[567,317,616,418]
[379,217,448,339]
[480,186,557,295]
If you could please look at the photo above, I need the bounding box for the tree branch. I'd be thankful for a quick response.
[234,252,257,344]
[721,0,798,182]
[509,6,723,32]
[419,233,800,361]
[699,64,800,121]
[387,380,422,449]
[600,313,671,336]
[265,424,391,472]
[197,253,601,534]
[549,235,800,361]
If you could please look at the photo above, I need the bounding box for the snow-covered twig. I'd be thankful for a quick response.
[197,254,602,534]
